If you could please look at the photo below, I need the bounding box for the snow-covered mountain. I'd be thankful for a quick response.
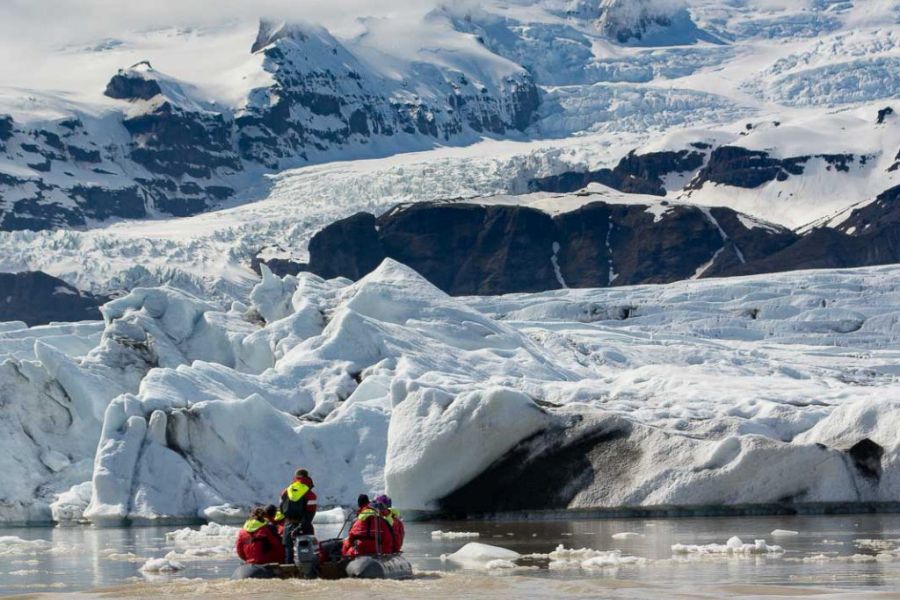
[0,0,898,299]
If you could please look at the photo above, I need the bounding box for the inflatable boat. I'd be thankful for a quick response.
[231,536,413,580]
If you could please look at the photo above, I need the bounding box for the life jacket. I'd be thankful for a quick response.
[236,518,284,564]
[280,477,316,520]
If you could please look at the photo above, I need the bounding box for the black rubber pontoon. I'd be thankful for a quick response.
[345,554,413,579]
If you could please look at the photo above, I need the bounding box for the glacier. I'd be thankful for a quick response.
[2,259,898,524]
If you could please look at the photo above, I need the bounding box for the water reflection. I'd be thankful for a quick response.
[0,513,898,595]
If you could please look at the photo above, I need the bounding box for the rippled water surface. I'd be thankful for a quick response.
[2,513,900,599]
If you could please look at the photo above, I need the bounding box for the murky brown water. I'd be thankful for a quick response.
[3,514,900,599]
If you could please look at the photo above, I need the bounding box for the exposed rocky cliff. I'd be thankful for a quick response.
[265,184,900,295]
[0,272,107,326]
[276,198,797,295]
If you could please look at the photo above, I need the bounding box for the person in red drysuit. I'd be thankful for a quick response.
[341,494,394,557]
[279,468,318,563]
[374,494,404,553]
[236,507,285,564]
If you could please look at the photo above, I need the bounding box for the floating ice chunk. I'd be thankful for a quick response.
[612,532,644,540]
[854,539,896,552]
[432,530,480,539]
[671,536,783,556]
[50,481,93,524]
[165,523,239,548]
[140,558,185,572]
[313,507,348,524]
[540,545,646,570]
[442,542,520,569]
[0,537,54,557]
[485,559,517,569]
[200,505,243,522]
[165,547,231,560]
[771,529,799,537]
[104,552,146,562]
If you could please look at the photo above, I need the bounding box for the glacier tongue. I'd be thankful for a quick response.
[2,261,900,523]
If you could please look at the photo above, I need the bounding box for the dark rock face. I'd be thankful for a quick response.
[123,102,239,180]
[529,149,706,196]
[727,185,900,276]
[687,146,869,190]
[0,272,108,326]
[307,212,385,281]
[299,200,799,295]
[0,115,13,141]
[104,69,163,100]
[689,146,808,189]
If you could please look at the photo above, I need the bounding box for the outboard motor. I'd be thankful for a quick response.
[293,534,320,578]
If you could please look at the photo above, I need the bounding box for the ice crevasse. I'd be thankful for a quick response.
[1,259,899,523]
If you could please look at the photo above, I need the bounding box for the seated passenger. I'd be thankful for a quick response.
[236,507,285,564]
[375,494,404,553]
[264,504,285,536]
[342,494,394,557]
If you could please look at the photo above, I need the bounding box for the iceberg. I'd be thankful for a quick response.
[0,260,898,523]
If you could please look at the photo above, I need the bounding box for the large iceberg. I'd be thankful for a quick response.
[1,260,898,523]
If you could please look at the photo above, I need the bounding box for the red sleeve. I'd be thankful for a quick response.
[236,531,248,561]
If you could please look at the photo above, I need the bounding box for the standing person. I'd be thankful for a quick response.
[279,468,318,563]
[236,507,284,564]
[342,494,394,557]
[375,494,404,553]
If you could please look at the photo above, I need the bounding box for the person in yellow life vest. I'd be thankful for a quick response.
[264,504,285,536]
[279,468,317,563]
[342,494,394,557]
[374,494,404,552]
[236,507,284,564]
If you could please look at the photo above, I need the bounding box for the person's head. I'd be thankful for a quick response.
[264,504,277,519]
[374,494,392,508]
[357,493,370,508]
[295,468,309,480]
[251,506,267,522]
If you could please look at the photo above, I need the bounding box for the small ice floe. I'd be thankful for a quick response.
[612,532,644,540]
[854,539,897,552]
[313,507,348,524]
[0,537,53,557]
[103,552,146,562]
[201,504,243,522]
[140,558,185,573]
[542,545,646,570]
[442,542,519,569]
[485,559,517,570]
[165,523,239,548]
[432,530,480,539]
[671,536,783,556]
[164,546,231,561]
[771,529,799,537]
